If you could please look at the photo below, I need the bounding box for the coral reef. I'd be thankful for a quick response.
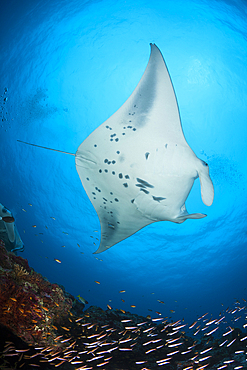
[0,244,247,369]
[0,244,72,346]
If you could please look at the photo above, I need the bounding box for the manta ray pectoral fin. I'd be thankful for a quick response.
[175,213,207,223]
[93,244,112,254]
[198,162,214,206]
[93,213,154,254]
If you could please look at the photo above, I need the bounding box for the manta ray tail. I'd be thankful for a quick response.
[17,140,75,156]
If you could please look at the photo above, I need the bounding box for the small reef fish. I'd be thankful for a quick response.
[95,281,100,284]
[54,259,61,263]
[77,295,88,305]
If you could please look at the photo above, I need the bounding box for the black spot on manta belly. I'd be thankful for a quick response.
[140,188,149,194]
[136,178,154,188]
[119,173,123,179]
[145,152,150,160]
[125,175,130,179]
[152,196,166,202]
[123,183,128,188]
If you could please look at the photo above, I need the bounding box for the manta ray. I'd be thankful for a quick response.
[18,44,214,253]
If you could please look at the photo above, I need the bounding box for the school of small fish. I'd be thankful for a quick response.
[1,299,247,370]
[9,204,247,368]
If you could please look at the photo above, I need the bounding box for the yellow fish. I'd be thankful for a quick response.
[77,295,88,305]
[54,259,61,263]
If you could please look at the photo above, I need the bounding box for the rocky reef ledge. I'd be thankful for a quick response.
[0,245,247,370]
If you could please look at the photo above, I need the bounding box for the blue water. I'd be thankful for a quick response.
[1,0,247,327]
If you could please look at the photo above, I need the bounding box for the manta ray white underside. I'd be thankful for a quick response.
[75,43,214,253]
